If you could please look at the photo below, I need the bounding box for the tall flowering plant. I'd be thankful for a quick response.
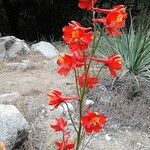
[48,1,127,149]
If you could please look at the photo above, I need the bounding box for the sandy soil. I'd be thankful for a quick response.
[0,52,150,150]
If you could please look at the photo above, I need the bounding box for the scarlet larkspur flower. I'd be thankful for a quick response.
[78,0,97,10]
[77,72,98,89]
[63,21,93,52]
[90,55,122,77]
[48,90,78,109]
[93,12,127,36]
[57,54,75,76]
[81,109,107,133]
[55,138,75,150]
[105,26,122,36]
[93,5,127,36]
[50,117,67,132]
[72,51,87,68]
[69,21,92,31]
[57,52,86,76]
[93,5,126,14]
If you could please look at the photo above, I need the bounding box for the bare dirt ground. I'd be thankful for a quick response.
[0,52,150,150]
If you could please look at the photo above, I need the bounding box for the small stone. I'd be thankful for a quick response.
[49,106,55,111]
[41,109,46,115]
[17,63,27,71]
[22,60,36,69]
[137,142,142,146]
[68,120,72,125]
[86,99,94,106]
[105,134,111,142]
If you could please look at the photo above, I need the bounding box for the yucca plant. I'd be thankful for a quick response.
[95,13,150,83]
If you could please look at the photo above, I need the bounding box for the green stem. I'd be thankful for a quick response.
[76,4,102,149]
[80,130,86,150]
[94,31,102,53]
[63,132,67,150]
[76,13,97,150]
[76,86,86,149]
[96,64,106,78]
[76,58,90,150]
[82,135,94,150]
[74,68,80,97]
[64,102,78,134]
[80,129,86,144]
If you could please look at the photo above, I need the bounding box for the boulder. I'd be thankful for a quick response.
[31,41,59,58]
[0,105,30,150]
[0,36,30,60]
[0,92,21,104]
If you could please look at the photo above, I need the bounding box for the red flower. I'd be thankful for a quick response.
[50,117,67,132]
[48,90,78,109]
[57,54,75,76]
[90,55,122,77]
[93,5,127,36]
[105,26,122,36]
[78,0,97,10]
[81,110,107,133]
[77,72,99,89]
[93,5,126,14]
[57,52,85,76]
[72,52,86,68]
[55,138,75,150]
[63,21,93,52]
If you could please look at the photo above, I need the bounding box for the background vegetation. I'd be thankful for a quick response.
[0,0,150,41]
[96,12,150,83]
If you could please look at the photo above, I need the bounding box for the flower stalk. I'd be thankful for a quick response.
[48,1,127,150]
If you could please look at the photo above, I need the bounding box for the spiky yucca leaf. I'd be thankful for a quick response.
[96,14,150,81]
